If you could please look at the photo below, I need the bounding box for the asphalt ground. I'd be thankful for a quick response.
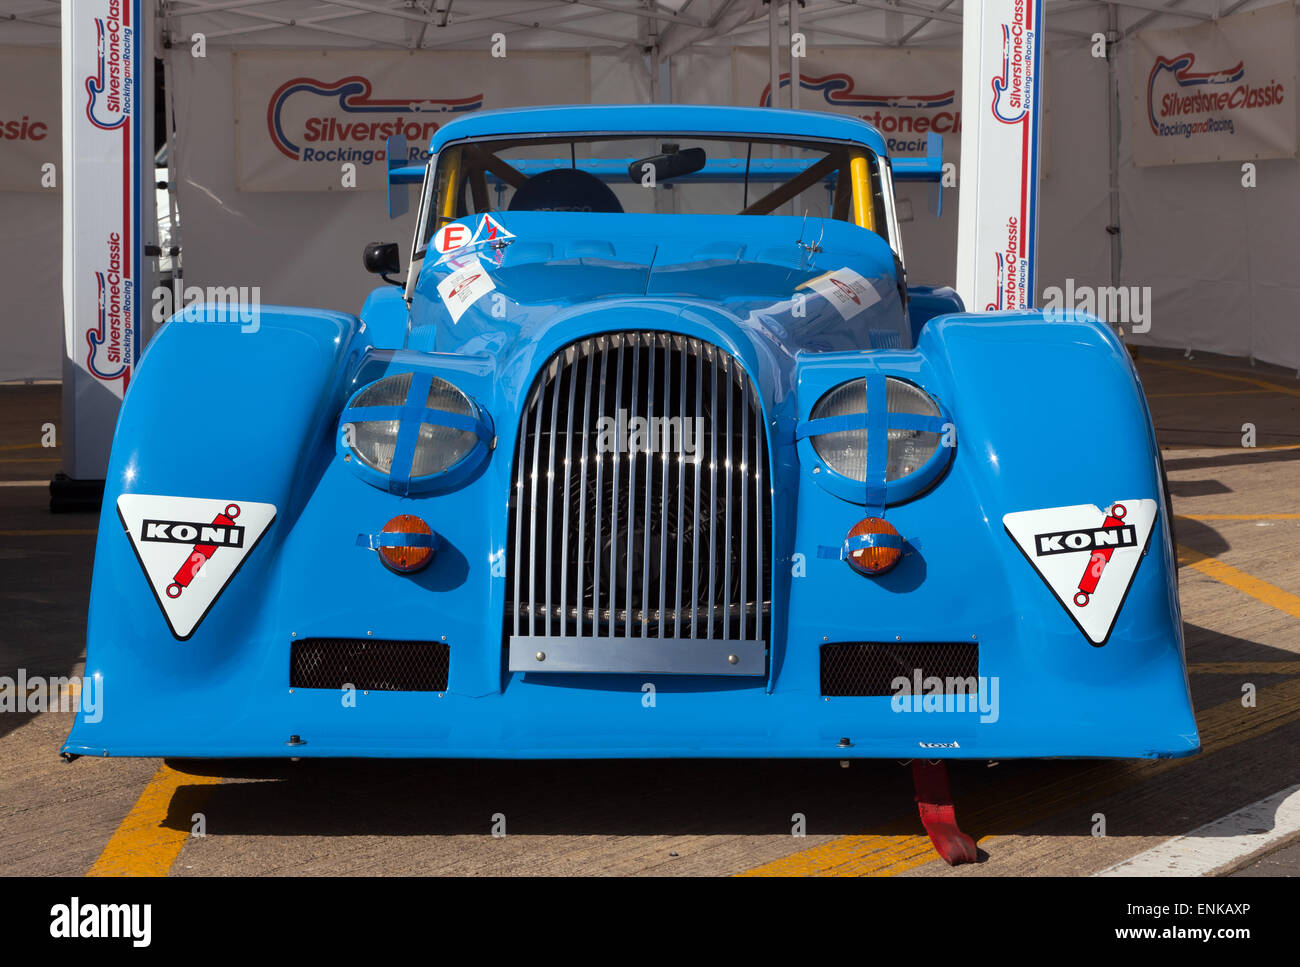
[1,347,1298,877]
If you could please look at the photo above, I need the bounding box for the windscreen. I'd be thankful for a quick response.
[414,133,890,259]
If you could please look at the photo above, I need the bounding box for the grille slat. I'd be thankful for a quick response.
[722,352,734,644]
[527,372,544,637]
[689,345,702,639]
[707,347,718,637]
[507,332,770,644]
[576,345,593,638]
[641,342,655,638]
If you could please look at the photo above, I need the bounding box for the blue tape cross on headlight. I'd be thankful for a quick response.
[795,374,947,515]
[341,372,491,496]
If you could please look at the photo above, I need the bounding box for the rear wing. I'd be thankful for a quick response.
[384,131,945,218]
[386,134,422,218]
[890,133,945,216]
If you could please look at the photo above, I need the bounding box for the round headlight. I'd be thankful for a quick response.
[342,372,489,492]
[809,376,944,482]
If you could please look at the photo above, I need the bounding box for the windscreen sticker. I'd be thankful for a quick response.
[432,213,515,255]
[1003,498,1158,646]
[437,254,496,323]
[801,267,882,320]
[117,495,277,640]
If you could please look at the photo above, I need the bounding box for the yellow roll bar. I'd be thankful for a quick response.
[849,150,874,232]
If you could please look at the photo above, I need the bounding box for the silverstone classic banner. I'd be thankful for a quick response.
[1133,2,1295,167]
[0,47,60,192]
[955,0,1045,313]
[731,46,962,161]
[234,50,589,191]
[63,0,143,398]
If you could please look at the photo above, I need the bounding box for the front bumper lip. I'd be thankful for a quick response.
[62,666,1201,761]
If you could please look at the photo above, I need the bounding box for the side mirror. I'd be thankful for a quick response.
[363,242,402,286]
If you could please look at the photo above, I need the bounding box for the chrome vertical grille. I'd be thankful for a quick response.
[507,332,771,651]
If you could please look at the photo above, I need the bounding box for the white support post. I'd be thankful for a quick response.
[57,0,152,508]
[954,0,1046,312]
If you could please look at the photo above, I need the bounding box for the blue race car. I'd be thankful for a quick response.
[64,104,1198,767]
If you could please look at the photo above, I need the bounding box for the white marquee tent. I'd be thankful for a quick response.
[2,0,1297,386]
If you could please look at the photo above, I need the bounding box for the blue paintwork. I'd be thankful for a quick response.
[907,284,965,344]
[63,107,1196,761]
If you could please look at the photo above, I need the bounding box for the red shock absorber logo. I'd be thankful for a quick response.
[1074,503,1126,608]
[161,503,243,599]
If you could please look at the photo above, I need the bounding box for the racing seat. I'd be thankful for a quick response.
[507,168,623,214]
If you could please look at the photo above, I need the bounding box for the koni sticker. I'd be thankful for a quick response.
[117,495,277,640]
[1003,498,1158,646]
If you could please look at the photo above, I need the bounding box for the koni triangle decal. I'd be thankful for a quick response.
[117,494,276,640]
[1003,498,1157,646]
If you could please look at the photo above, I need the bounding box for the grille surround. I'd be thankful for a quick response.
[820,642,979,697]
[290,638,450,692]
[506,332,772,652]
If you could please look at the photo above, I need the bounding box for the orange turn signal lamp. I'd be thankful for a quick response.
[357,515,439,574]
[844,517,904,576]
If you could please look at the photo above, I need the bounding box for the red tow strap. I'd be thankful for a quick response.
[911,760,978,866]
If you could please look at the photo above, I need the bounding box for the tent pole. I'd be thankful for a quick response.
[788,0,799,109]
[1106,4,1121,304]
[767,0,780,107]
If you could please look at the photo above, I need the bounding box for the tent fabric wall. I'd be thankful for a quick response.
[0,192,62,381]
[0,36,61,381]
[1119,12,1300,369]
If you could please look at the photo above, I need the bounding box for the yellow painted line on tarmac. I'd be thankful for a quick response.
[1178,514,1300,521]
[1190,661,1300,676]
[1147,389,1273,398]
[739,674,1300,877]
[1178,545,1300,621]
[1162,443,1300,452]
[0,529,95,536]
[88,764,222,877]
[0,480,50,487]
[1142,358,1300,398]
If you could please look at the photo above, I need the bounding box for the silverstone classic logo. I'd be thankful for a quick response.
[266,75,483,163]
[84,1,132,131]
[990,0,1035,125]
[759,72,959,151]
[86,233,133,384]
[1146,52,1285,138]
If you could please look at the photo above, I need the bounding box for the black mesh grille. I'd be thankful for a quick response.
[820,642,979,696]
[290,638,450,692]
